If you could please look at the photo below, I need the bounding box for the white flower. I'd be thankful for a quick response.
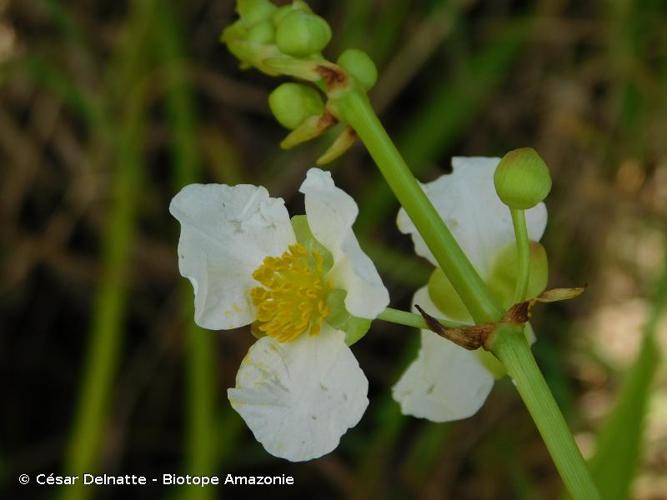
[393,157,547,422]
[169,168,389,461]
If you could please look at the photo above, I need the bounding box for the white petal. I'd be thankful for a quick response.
[392,287,494,422]
[228,327,368,461]
[397,157,547,277]
[169,183,295,330]
[300,168,389,318]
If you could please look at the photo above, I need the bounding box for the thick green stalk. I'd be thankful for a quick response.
[335,90,503,324]
[335,87,598,499]
[491,326,600,500]
[511,208,530,302]
[356,20,529,232]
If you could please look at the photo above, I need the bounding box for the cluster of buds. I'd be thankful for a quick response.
[221,0,378,164]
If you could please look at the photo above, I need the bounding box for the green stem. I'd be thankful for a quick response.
[377,307,463,330]
[334,87,597,499]
[511,208,530,303]
[491,326,600,500]
[334,90,503,324]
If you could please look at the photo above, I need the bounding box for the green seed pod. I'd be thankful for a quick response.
[337,49,377,90]
[246,20,275,44]
[275,10,332,57]
[494,148,552,209]
[268,83,324,130]
[237,0,277,26]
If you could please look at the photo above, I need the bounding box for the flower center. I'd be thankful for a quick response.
[250,243,331,342]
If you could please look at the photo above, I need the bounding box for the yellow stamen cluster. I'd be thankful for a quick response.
[250,243,331,342]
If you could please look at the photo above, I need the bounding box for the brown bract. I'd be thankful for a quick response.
[414,305,494,351]
[316,64,348,92]
[415,287,586,351]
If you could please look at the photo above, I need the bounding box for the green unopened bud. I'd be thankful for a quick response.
[237,0,277,26]
[246,20,275,44]
[221,20,245,44]
[427,268,471,323]
[337,49,377,90]
[268,83,324,130]
[275,10,331,57]
[487,241,549,308]
[494,148,552,209]
[222,22,249,60]
[272,1,312,27]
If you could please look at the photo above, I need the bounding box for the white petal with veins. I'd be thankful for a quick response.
[392,287,494,422]
[170,183,295,330]
[228,326,368,461]
[300,168,389,319]
[397,157,547,276]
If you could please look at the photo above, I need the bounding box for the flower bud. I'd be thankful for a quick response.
[246,20,275,44]
[337,49,377,90]
[275,10,331,57]
[494,148,552,209]
[272,1,312,27]
[268,82,324,129]
[237,0,277,26]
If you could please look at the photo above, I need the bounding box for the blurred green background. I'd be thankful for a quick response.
[1,0,666,498]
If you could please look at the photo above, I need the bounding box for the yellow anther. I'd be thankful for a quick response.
[250,243,331,342]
